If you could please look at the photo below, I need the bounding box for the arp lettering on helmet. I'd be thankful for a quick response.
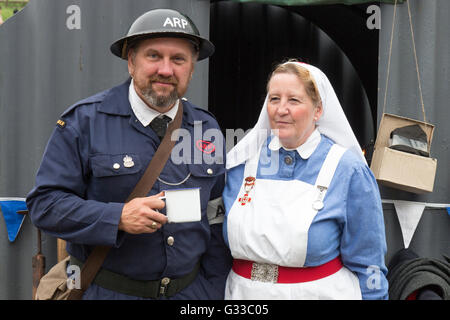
[110,8,215,61]
[163,17,189,29]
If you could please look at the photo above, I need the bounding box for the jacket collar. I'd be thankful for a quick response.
[180,98,205,126]
[97,78,133,116]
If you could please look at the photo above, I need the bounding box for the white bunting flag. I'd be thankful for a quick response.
[393,200,426,248]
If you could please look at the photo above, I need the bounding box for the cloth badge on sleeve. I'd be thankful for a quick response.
[196,140,215,154]
[0,199,27,242]
[56,119,66,128]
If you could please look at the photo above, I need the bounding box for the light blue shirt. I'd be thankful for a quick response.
[223,133,388,300]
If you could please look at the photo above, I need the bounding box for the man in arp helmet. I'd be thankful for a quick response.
[27,8,232,300]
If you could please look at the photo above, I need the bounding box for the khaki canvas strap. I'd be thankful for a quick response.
[66,102,184,300]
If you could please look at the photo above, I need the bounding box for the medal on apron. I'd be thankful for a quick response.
[238,176,255,206]
[312,185,327,210]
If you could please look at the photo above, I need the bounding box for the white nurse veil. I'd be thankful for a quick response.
[226,61,366,170]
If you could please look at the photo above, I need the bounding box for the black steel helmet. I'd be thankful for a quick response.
[110,9,215,61]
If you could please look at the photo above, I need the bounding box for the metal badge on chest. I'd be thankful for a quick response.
[238,176,255,206]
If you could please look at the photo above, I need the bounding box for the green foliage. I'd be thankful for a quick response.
[0,1,28,23]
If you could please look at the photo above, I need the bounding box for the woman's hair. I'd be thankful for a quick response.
[267,59,322,108]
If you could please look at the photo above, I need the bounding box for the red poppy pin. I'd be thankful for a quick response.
[196,140,216,154]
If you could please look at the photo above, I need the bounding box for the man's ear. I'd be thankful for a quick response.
[190,63,195,80]
[127,50,135,76]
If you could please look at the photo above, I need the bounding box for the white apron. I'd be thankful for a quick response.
[225,144,362,300]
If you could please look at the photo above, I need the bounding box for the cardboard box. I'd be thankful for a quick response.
[370,113,437,194]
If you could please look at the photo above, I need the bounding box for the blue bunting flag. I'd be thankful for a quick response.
[0,198,27,242]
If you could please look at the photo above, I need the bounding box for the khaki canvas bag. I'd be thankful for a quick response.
[35,256,71,300]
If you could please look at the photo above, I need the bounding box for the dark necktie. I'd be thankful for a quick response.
[149,115,172,140]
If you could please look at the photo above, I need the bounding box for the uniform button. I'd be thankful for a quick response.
[207,168,213,175]
[167,236,174,246]
[284,156,293,165]
[161,277,171,285]
[113,163,120,170]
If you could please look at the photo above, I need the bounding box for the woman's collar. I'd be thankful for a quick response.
[268,129,321,159]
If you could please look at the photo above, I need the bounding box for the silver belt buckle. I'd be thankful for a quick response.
[251,262,279,283]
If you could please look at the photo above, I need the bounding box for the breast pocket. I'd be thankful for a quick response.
[157,162,225,213]
[158,162,225,187]
[89,153,142,201]
[187,162,225,209]
[188,162,225,177]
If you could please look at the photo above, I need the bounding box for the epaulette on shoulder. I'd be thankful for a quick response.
[60,89,109,118]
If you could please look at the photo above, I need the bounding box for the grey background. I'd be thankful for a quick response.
[0,0,449,299]
[377,0,450,263]
[378,0,449,204]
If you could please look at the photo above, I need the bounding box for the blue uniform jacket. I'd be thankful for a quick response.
[26,79,232,299]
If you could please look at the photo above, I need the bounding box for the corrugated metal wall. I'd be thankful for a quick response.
[378,0,450,262]
[0,0,211,299]
[378,0,449,204]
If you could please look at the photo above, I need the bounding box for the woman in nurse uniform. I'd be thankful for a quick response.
[223,60,388,300]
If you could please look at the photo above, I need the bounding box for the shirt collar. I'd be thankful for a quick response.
[268,128,321,159]
[128,79,179,127]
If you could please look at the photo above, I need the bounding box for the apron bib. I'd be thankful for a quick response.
[225,143,362,300]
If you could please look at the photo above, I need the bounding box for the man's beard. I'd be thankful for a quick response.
[140,76,179,109]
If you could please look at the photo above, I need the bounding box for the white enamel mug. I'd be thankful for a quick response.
[162,188,201,223]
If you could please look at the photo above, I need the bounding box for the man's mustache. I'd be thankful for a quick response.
[149,76,177,85]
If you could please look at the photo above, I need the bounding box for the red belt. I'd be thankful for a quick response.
[232,256,343,283]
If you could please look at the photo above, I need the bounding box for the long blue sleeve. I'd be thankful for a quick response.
[27,122,125,247]
[339,164,388,299]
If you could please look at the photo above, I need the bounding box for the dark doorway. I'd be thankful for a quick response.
[209,1,379,154]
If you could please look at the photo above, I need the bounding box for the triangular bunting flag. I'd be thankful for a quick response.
[393,200,426,248]
[0,198,27,242]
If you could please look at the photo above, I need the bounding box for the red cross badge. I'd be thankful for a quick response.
[239,193,251,205]
[239,177,255,206]
[196,140,216,154]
